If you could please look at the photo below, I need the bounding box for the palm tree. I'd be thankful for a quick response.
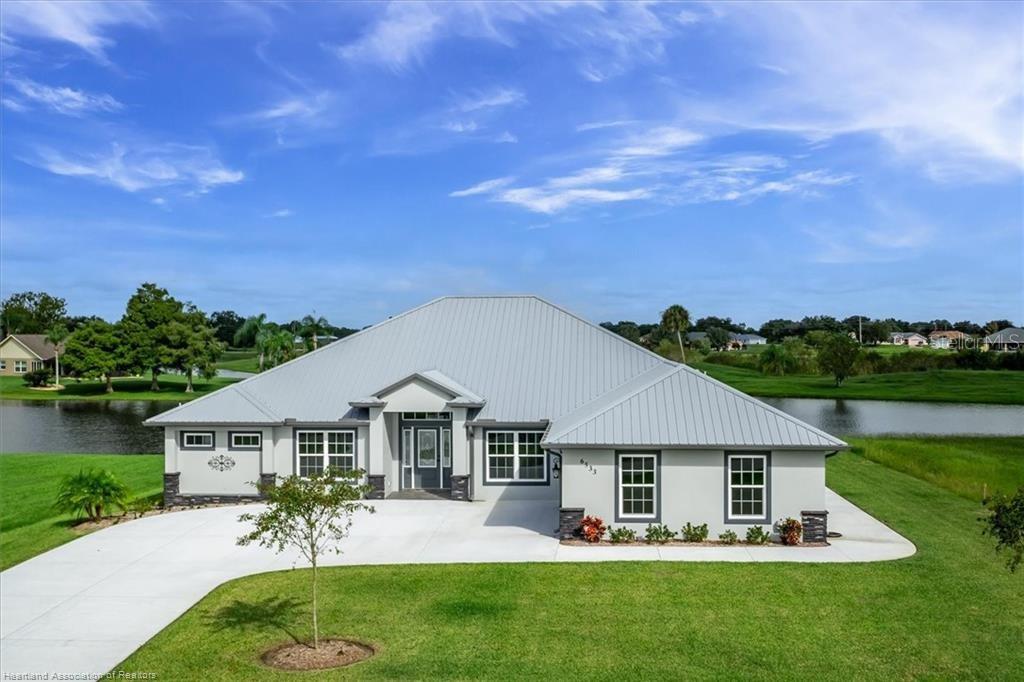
[265,329,297,368]
[300,313,330,350]
[234,314,269,371]
[660,304,691,362]
[46,324,69,388]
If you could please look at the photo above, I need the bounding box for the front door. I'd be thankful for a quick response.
[402,425,453,490]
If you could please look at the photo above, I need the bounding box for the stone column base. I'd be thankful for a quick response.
[450,474,470,501]
[559,507,585,540]
[163,472,180,507]
[367,475,386,500]
[259,473,277,497]
[801,510,828,543]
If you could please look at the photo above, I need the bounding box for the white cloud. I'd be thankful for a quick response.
[496,187,650,214]
[455,87,526,112]
[494,131,518,144]
[1,0,156,61]
[29,142,243,193]
[576,120,636,132]
[3,76,122,115]
[449,177,514,197]
[269,208,293,218]
[803,204,934,264]
[236,92,333,125]
[441,120,479,133]
[614,126,703,158]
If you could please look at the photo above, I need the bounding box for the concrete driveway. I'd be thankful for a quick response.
[1,490,913,680]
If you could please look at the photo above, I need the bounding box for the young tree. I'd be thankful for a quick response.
[982,487,1024,573]
[62,320,123,392]
[120,283,184,391]
[818,333,862,386]
[660,304,691,362]
[300,313,330,350]
[46,324,69,388]
[237,470,374,649]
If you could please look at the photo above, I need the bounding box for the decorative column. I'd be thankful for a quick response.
[558,507,585,540]
[801,510,828,543]
[163,472,181,507]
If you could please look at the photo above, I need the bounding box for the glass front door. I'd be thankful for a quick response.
[402,424,454,490]
[416,429,439,488]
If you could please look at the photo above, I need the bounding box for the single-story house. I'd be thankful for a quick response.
[928,330,967,350]
[890,332,928,347]
[983,327,1022,351]
[0,334,59,376]
[734,333,767,347]
[146,296,846,540]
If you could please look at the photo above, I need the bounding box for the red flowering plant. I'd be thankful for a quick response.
[580,515,607,543]
[777,517,803,546]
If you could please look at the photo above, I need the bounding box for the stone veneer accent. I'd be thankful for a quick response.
[367,475,386,500]
[558,507,585,540]
[259,473,277,490]
[163,471,274,507]
[801,510,829,544]
[450,474,470,501]
[163,472,180,508]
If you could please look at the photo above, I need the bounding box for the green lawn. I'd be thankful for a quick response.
[694,363,1024,404]
[847,436,1024,501]
[0,373,238,402]
[0,453,163,570]
[214,356,261,373]
[118,443,1024,680]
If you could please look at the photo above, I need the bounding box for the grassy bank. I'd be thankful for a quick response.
[847,436,1024,501]
[214,349,260,373]
[119,442,1023,680]
[0,454,163,569]
[0,374,237,402]
[694,363,1024,404]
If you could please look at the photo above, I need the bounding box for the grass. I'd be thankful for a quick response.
[215,349,260,373]
[0,453,163,570]
[118,441,1024,680]
[847,436,1024,501]
[0,373,238,402]
[693,363,1024,404]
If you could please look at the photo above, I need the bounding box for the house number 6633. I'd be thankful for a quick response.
[579,458,597,475]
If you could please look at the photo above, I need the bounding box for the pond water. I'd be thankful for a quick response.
[1,397,1022,454]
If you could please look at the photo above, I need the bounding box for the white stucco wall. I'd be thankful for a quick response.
[173,428,268,496]
[469,428,560,503]
[560,448,826,536]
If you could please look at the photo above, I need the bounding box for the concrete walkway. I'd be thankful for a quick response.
[0,489,913,680]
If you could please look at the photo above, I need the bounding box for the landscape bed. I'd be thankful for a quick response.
[112,438,1024,680]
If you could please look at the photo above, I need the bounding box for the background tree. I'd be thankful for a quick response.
[660,304,691,362]
[758,318,801,342]
[1,291,67,335]
[234,314,270,370]
[300,313,330,350]
[954,320,984,336]
[706,326,731,351]
[985,320,1015,334]
[694,316,745,333]
[818,333,862,386]
[758,343,792,376]
[46,323,69,388]
[600,321,641,344]
[982,487,1024,573]
[120,283,184,391]
[210,310,245,347]
[264,328,298,368]
[237,469,374,649]
[62,320,123,392]
[166,307,224,392]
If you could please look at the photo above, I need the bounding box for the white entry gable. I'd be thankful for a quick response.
[350,370,487,412]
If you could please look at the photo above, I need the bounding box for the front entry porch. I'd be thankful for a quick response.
[387,488,453,500]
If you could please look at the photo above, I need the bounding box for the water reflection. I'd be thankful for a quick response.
[0,400,175,453]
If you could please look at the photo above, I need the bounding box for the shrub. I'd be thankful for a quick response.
[580,515,607,543]
[981,487,1024,572]
[608,526,638,543]
[126,495,157,518]
[644,523,677,544]
[22,368,52,387]
[746,525,772,545]
[54,469,130,522]
[719,530,738,545]
[681,522,709,542]
[777,517,803,545]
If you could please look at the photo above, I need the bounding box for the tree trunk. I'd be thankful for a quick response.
[676,330,686,363]
[312,335,318,350]
[258,352,265,372]
[105,375,114,393]
[55,353,61,388]
[311,558,319,649]
[150,368,160,392]
[185,369,194,393]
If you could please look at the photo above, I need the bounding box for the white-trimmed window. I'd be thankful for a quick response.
[297,430,355,477]
[181,431,214,449]
[14,360,27,373]
[618,454,657,519]
[0,360,6,370]
[728,454,768,520]
[230,432,262,450]
[31,360,43,371]
[401,412,451,421]
[486,431,547,483]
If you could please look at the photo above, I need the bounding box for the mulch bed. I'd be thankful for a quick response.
[71,500,263,533]
[560,538,828,547]
[262,639,375,671]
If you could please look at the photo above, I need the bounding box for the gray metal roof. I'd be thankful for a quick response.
[546,365,847,449]
[147,295,845,450]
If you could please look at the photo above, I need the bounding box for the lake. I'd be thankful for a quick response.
[1,397,1022,454]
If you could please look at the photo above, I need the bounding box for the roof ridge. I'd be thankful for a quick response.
[234,383,282,421]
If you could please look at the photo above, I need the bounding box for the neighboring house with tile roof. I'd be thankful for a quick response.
[147,296,847,538]
[0,334,59,376]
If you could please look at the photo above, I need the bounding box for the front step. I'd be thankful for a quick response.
[387,488,453,500]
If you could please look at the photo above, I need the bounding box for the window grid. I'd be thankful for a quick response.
[486,431,546,483]
[401,412,451,421]
[296,430,356,477]
[182,432,214,449]
[14,360,27,373]
[619,455,656,518]
[231,433,261,449]
[729,455,767,520]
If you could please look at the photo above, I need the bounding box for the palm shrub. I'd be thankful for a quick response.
[644,523,676,544]
[681,522,709,542]
[746,525,772,545]
[54,469,130,521]
[608,526,638,543]
[719,530,738,545]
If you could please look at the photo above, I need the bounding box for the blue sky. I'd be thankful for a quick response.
[2,1,1021,328]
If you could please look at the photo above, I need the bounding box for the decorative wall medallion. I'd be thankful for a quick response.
[208,454,236,472]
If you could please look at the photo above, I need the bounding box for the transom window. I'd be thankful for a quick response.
[181,431,214,449]
[618,454,657,519]
[728,454,768,521]
[230,432,261,449]
[297,430,355,477]
[401,412,451,421]
[486,431,547,483]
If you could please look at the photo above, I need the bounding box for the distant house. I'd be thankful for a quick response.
[928,330,967,350]
[983,327,1023,352]
[0,334,59,376]
[734,333,767,347]
[890,332,928,347]
[685,331,707,344]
